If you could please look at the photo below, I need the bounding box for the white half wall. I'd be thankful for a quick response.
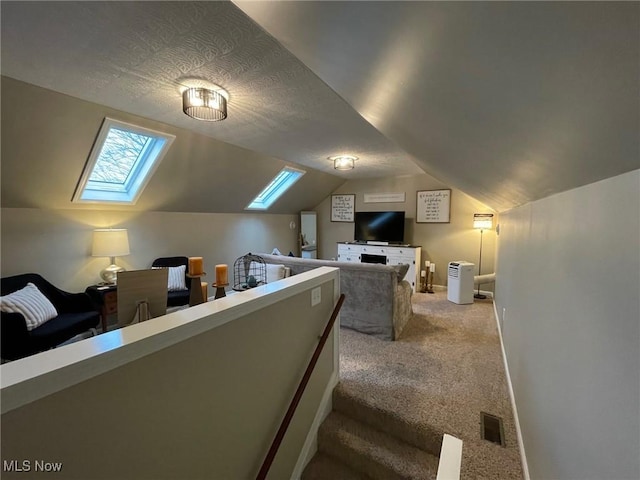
[1,268,341,479]
[495,170,640,479]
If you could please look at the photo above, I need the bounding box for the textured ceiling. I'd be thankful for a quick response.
[0,1,422,180]
[1,1,638,212]
[237,1,639,211]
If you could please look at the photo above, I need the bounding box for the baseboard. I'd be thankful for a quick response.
[291,370,339,480]
[477,288,494,299]
[492,301,530,480]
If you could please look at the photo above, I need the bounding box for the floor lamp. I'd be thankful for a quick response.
[473,214,494,299]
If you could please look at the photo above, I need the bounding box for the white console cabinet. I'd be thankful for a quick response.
[337,243,421,293]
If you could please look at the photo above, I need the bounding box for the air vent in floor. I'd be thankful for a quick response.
[480,412,505,446]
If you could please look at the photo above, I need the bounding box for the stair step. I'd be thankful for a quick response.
[318,411,439,480]
[333,382,443,456]
[302,452,371,480]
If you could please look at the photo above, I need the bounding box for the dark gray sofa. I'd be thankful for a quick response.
[258,253,413,340]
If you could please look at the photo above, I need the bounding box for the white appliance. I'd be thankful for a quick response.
[447,261,475,304]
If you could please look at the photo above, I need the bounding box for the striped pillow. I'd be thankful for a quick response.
[167,265,187,291]
[0,282,58,331]
[153,265,188,291]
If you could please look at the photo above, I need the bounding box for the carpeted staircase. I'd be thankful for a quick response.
[303,383,442,480]
[301,291,524,480]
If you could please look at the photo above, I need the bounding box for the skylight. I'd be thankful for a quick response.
[246,166,306,210]
[73,118,175,204]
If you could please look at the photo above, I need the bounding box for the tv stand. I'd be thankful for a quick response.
[337,242,421,293]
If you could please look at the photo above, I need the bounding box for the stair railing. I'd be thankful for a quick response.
[256,293,345,480]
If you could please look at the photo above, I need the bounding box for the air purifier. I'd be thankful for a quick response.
[447,261,475,304]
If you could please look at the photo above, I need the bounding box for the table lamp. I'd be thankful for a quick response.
[92,228,130,284]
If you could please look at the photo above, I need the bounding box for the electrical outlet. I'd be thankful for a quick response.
[311,287,321,306]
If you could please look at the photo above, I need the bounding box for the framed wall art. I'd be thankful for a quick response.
[331,194,355,222]
[416,189,451,223]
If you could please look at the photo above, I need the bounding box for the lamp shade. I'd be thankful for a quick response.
[92,229,130,257]
[473,214,494,230]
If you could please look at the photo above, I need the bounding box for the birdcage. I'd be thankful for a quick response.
[233,253,267,291]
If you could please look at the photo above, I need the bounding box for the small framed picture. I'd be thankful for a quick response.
[416,189,451,223]
[331,194,355,222]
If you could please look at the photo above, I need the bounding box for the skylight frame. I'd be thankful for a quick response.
[246,166,306,211]
[72,118,175,205]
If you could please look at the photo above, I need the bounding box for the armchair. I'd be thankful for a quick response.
[151,256,192,307]
[1,273,100,361]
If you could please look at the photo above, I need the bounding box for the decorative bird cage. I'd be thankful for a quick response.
[233,253,267,291]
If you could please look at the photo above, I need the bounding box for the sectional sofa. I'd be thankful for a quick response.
[258,253,413,340]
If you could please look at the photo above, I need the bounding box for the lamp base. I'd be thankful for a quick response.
[100,264,125,284]
[474,293,487,300]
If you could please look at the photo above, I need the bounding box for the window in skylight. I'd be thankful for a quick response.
[246,166,306,210]
[72,118,175,204]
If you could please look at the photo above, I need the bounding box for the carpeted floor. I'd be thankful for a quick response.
[335,290,524,479]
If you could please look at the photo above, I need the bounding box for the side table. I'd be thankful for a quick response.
[85,284,117,333]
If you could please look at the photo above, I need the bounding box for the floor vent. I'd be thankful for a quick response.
[480,412,505,446]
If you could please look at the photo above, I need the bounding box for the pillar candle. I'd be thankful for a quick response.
[189,257,204,276]
[430,263,436,273]
[215,264,228,285]
[421,270,426,278]
[425,260,431,268]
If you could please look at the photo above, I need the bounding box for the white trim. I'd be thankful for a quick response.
[291,371,339,479]
[492,301,530,480]
[245,166,306,210]
[72,117,175,205]
[436,434,463,480]
[1,267,339,414]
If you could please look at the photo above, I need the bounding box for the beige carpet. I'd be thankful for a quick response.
[303,290,524,480]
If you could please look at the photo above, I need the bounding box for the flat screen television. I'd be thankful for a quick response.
[354,211,405,244]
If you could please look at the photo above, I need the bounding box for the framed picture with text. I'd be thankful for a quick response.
[331,194,355,222]
[416,189,451,223]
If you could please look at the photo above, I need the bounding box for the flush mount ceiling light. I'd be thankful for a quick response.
[182,86,228,122]
[330,155,357,171]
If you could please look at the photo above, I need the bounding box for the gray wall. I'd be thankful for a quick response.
[1,208,298,292]
[495,170,640,479]
[316,174,497,287]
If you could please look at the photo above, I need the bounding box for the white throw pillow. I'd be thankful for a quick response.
[167,265,187,291]
[153,265,187,291]
[265,264,286,284]
[0,282,58,331]
[245,262,285,284]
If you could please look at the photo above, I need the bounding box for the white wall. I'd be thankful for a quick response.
[1,208,298,292]
[495,170,640,479]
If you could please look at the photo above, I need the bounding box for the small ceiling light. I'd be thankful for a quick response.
[330,155,357,171]
[182,86,228,121]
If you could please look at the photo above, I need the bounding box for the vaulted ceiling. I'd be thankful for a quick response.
[1,1,638,213]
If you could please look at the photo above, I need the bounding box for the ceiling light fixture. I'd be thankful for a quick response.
[182,86,228,122]
[330,155,357,171]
